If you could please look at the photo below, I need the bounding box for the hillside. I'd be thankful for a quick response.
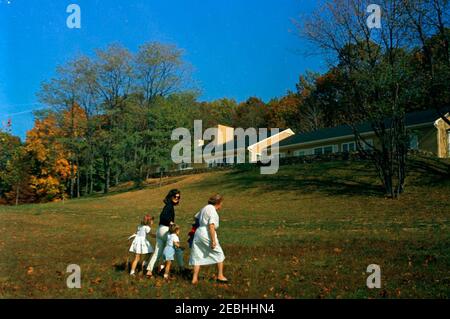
[0,158,449,298]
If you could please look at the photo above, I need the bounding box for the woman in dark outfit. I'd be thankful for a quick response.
[146,189,182,277]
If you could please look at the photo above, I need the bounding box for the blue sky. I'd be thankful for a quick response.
[0,0,325,139]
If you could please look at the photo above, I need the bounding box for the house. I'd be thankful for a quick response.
[158,109,449,175]
[279,109,450,158]
[157,124,294,173]
[200,125,295,167]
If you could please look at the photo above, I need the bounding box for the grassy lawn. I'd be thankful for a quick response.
[0,158,449,299]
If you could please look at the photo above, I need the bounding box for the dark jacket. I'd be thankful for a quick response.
[159,202,175,227]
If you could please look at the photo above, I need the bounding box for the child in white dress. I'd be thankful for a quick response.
[129,215,154,276]
[162,224,184,279]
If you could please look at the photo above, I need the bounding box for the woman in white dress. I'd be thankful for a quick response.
[189,194,227,284]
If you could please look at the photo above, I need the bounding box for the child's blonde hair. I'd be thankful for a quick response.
[169,224,180,234]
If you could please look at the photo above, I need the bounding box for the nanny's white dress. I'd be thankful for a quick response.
[129,225,154,254]
[189,204,225,266]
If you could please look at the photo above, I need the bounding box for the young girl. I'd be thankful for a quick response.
[162,224,183,279]
[129,215,154,276]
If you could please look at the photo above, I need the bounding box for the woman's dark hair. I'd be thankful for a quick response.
[164,189,181,205]
[208,193,224,206]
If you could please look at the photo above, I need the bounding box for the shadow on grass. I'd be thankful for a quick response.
[113,260,193,280]
[223,173,383,197]
[192,157,450,198]
[114,261,131,272]
[407,155,450,184]
[189,161,384,197]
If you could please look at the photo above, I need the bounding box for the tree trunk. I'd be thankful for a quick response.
[76,159,80,198]
[15,185,20,206]
[90,166,94,194]
[85,169,89,195]
[103,156,110,194]
[70,161,75,198]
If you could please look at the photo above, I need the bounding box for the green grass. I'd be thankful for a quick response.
[0,158,449,299]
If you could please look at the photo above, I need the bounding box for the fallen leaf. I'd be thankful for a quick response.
[27,267,34,275]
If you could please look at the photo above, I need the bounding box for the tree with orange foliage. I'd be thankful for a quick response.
[25,115,72,202]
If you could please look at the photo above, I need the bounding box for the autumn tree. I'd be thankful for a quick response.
[298,0,417,197]
[295,71,327,132]
[306,69,351,128]
[25,115,71,202]
[196,98,238,128]
[266,94,301,130]
[38,56,99,197]
[233,97,269,129]
[402,0,450,124]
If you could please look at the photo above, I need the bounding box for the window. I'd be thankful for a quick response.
[279,152,287,158]
[293,150,306,157]
[294,149,314,156]
[342,142,356,152]
[409,134,419,150]
[342,140,373,152]
[324,146,333,154]
[314,145,337,155]
[364,139,374,150]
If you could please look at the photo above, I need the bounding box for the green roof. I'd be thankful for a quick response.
[280,109,445,147]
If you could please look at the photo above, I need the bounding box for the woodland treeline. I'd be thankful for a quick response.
[1,0,449,204]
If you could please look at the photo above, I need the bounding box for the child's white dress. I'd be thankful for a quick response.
[129,225,153,254]
[163,233,180,261]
